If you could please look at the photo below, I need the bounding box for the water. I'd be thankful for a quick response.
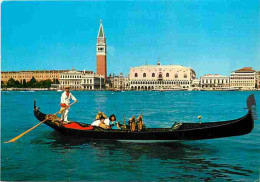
[1,91,260,181]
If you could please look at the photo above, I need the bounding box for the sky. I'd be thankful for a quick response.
[2,0,260,77]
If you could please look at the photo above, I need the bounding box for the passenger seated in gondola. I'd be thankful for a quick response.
[99,116,110,129]
[137,115,144,131]
[109,114,120,129]
[91,115,110,129]
[91,111,110,128]
[91,112,121,130]
[129,116,136,132]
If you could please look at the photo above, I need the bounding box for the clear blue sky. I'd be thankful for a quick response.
[2,0,260,77]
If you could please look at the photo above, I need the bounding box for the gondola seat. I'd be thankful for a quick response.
[63,122,94,130]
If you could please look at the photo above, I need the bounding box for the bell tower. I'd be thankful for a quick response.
[96,19,107,81]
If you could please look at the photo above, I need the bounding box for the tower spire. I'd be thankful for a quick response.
[98,19,105,38]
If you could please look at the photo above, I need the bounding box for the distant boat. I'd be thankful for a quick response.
[57,89,62,92]
[33,94,257,141]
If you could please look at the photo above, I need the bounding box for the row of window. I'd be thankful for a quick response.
[61,86,81,89]
[201,85,229,88]
[83,86,94,89]
[61,86,94,89]
[2,75,57,79]
[130,86,189,90]
[61,80,94,85]
[230,84,255,86]
[134,73,188,78]
[131,81,190,85]
[201,79,229,84]
[230,77,255,79]
[83,79,93,84]
[61,82,81,85]
[61,75,82,79]
[231,80,254,83]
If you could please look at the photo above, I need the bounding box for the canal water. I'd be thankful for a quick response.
[1,91,260,181]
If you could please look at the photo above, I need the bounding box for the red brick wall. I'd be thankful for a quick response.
[97,55,107,80]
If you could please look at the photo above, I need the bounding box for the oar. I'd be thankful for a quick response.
[4,101,77,143]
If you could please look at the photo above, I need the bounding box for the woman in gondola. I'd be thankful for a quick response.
[109,114,120,129]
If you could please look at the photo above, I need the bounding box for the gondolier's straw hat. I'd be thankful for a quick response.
[65,86,70,89]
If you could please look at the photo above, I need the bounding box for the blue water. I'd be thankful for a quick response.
[1,91,260,181]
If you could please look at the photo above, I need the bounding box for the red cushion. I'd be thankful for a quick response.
[63,122,93,130]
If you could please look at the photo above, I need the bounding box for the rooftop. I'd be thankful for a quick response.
[1,70,69,73]
[202,74,229,78]
[235,67,255,72]
[62,70,93,74]
[131,62,189,69]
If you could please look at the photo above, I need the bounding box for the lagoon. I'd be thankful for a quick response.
[1,91,260,181]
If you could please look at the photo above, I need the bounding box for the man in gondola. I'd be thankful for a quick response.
[60,86,77,124]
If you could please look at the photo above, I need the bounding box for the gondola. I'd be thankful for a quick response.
[33,94,257,141]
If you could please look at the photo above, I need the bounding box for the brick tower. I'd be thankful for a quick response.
[96,19,107,81]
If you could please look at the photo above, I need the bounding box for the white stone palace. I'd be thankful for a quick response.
[59,70,105,90]
[129,62,196,90]
[200,74,230,88]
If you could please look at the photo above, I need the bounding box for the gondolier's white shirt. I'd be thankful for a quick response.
[61,91,77,106]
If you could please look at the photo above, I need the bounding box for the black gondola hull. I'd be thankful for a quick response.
[33,103,255,141]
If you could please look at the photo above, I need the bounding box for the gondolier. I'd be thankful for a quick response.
[60,86,77,123]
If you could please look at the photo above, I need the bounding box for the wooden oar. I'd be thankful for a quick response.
[4,101,77,143]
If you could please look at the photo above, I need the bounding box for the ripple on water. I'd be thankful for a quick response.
[1,91,260,181]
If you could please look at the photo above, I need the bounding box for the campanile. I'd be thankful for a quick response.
[96,19,107,81]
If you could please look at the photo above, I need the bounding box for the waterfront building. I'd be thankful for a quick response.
[59,70,83,90]
[256,71,260,89]
[230,67,256,89]
[191,78,200,88]
[96,19,107,81]
[1,70,67,84]
[129,62,196,90]
[59,70,104,90]
[108,73,130,90]
[200,74,230,88]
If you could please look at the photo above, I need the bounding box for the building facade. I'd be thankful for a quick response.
[108,73,130,90]
[230,67,256,89]
[1,70,67,83]
[96,19,107,81]
[200,74,230,88]
[129,62,196,90]
[59,70,104,90]
[256,71,260,89]
[191,78,200,88]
